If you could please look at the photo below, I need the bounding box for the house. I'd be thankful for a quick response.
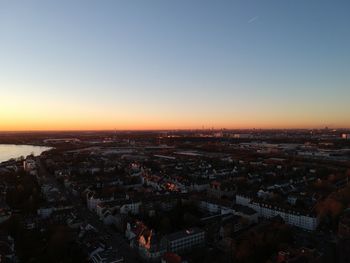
[96,199,141,220]
[86,190,128,212]
[23,158,36,172]
[37,203,74,219]
[125,220,166,261]
[207,181,235,198]
[138,231,166,261]
[77,224,120,263]
[125,220,148,247]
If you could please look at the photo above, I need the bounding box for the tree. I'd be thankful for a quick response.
[159,216,172,234]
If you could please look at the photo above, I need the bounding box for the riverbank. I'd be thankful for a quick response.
[0,144,52,163]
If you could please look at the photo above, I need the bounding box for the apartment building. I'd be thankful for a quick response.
[163,228,205,253]
[235,194,319,231]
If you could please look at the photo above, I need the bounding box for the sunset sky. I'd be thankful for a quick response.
[1,0,349,131]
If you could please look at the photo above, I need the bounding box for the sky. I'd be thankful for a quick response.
[0,0,349,131]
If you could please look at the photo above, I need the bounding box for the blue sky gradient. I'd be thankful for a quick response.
[1,0,349,130]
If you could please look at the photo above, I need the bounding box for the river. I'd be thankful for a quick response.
[0,144,52,163]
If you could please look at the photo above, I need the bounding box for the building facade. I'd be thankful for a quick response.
[163,228,205,253]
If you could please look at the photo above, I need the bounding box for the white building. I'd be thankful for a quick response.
[235,195,252,206]
[197,198,234,215]
[235,194,319,231]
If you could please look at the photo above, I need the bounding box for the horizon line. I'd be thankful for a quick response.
[1,127,350,133]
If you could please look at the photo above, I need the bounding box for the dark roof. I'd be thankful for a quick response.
[233,204,257,215]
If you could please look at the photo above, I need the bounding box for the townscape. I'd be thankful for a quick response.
[2,0,350,262]
[0,129,349,263]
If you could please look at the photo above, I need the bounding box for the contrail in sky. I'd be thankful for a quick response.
[248,16,259,23]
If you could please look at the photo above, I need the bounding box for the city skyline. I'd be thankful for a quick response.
[1,0,350,131]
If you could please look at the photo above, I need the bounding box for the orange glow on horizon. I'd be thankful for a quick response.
[1,117,349,131]
[1,96,349,131]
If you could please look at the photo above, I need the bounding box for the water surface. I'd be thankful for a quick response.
[0,144,51,163]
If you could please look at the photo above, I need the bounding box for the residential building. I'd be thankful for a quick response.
[163,228,205,253]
